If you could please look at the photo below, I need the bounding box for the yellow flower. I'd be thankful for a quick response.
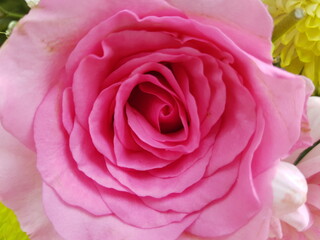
[264,0,320,95]
[0,202,29,240]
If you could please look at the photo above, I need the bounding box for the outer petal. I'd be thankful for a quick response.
[179,169,274,240]
[34,84,112,215]
[307,96,320,141]
[165,0,273,62]
[187,112,267,238]
[0,124,62,240]
[246,60,313,176]
[0,0,182,149]
[43,183,199,240]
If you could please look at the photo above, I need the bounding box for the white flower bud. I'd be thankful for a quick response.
[5,21,17,37]
[280,204,311,231]
[272,161,308,217]
[25,0,40,8]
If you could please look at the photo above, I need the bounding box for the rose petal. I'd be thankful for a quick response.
[70,120,129,192]
[142,160,239,213]
[245,60,312,176]
[106,152,209,198]
[179,203,272,240]
[43,183,199,240]
[187,110,266,238]
[165,0,273,62]
[205,61,256,175]
[0,124,62,240]
[62,87,75,134]
[34,84,111,215]
[89,84,119,163]
[97,187,188,228]
[0,0,183,148]
[149,124,220,178]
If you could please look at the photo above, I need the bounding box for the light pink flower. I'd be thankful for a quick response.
[0,0,312,239]
[269,97,320,240]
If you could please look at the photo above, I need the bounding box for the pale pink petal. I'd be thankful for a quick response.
[43,183,198,240]
[268,217,283,239]
[245,60,313,176]
[165,0,273,62]
[0,124,62,240]
[307,96,320,141]
[307,184,320,209]
[298,156,320,179]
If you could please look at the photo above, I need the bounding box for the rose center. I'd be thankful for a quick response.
[128,82,183,134]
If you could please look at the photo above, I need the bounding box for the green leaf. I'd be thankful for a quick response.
[0,202,30,240]
[0,0,30,45]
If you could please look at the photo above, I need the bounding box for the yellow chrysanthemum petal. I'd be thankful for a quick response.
[305,27,320,41]
[263,0,320,95]
[0,202,30,240]
[305,3,318,16]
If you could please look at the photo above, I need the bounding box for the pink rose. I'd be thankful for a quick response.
[269,97,320,240]
[0,0,312,239]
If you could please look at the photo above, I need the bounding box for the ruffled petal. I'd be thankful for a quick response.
[43,183,198,240]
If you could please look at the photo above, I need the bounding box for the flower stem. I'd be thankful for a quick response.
[0,6,24,19]
[272,8,305,42]
[294,139,320,165]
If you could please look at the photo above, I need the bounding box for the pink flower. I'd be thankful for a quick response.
[0,0,312,239]
[269,97,320,240]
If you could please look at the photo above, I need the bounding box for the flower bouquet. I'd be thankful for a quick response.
[0,0,319,239]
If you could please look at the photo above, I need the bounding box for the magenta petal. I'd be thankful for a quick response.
[126,104,198,153]
[142,160,239,213]
[34,84,111,215]
[70,121,129,192]
[205,62,256,175]
[148,126,219,178]
[62,87,75,134]
[187,111,266,238]
[98,187,188,228]
[113,134,174,170]
[89,83,120,163]
[43,183,198,240]
[72,54,110,129]
[106,153,209,197]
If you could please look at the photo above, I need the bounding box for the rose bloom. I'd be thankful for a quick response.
[269,97,320,240]
[0,0,313,239]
